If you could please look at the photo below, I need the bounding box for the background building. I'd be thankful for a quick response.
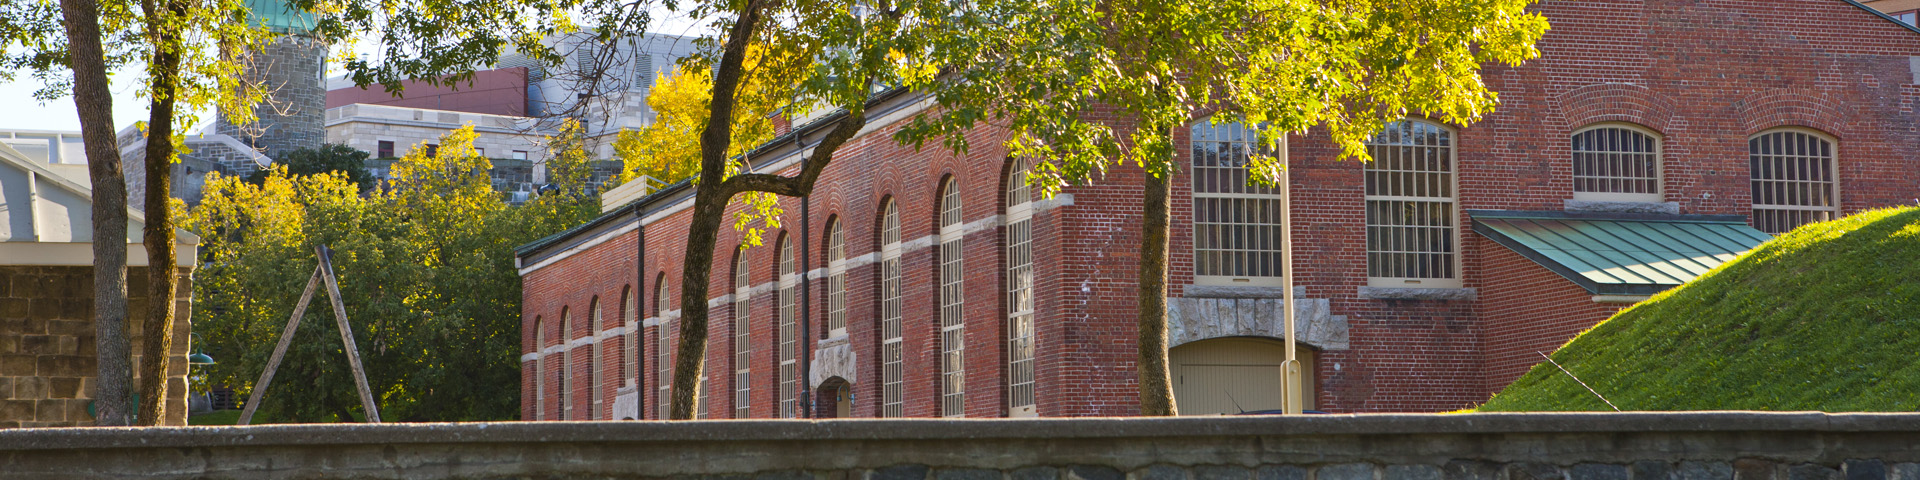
[515,0,1920,419]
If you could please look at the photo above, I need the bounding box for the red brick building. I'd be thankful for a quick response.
[515,0,1920,419]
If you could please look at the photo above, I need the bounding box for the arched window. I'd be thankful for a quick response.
[1190,119,1285,286]
[938,176,967,417]
[777,235,800,418]
[534,316,545,421]
[560,307,572,420]
[732,247,752,418]
[1750,129,1839,234]
[1003,158,1037,417]
[653,275,672,420]
[1572,124,1662,202]
[825,218,847,338]
[1364,120,1461,288]
[877,199,904,417]
[589,297,603,420]
[623,286,636,390]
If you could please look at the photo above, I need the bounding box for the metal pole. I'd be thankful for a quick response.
[1281,145,1303,415]
[797,153,813,418]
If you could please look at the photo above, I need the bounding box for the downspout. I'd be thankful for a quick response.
[796,132,814,418]
[633,202,647,419]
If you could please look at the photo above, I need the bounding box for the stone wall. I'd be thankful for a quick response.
[0,266,194,428]
[4,413,1920,479]
[217,33,328,162]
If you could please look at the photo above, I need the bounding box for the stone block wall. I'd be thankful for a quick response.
[217,33,328,162]
[3,412,1920,479]
[0,266,194,428]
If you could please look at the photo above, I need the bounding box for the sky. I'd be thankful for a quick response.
[0,6,711,135]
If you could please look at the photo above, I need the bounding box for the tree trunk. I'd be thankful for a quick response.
[59,0,133,427]
[1137,128,1177,417]
[135,0,186,426]
[669,0,768,421]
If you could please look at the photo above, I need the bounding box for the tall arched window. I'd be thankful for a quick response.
[1190,119,1285,286]
[938,177,967,417]
[1750,129,1839,234]
[777,235,800,418]
[653,276,671,420]
[534,316,545,420]
[1004,159,1037,417]
[732,247,752,418]
[1364,120,1461,288]
[560,307,572,420]
[1572,124,1662,203]
[623,286,636,390]
[877,199,904,417]
[825,218,847,338]
[589,297,603,420]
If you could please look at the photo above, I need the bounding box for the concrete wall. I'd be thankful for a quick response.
[0,266,194,428]
[4,413,1920,479]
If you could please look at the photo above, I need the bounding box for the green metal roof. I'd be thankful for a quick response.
[1469,210,1773,296]
[246,0,315,32]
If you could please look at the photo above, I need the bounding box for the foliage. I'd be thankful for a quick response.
[611,55,782,188]
[249,144,378,191]
[1478,207,1920,412]
[899,0,1550,194]
[186,126,600,422]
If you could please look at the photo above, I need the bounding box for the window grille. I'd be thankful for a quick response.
[734,249,752,418]
[1364,120,1460,288]
[560,309,571,420]
[590,299,603,420]
[1750,129,1839,234]
[1572,125,1662,202]
[1004,160,1037,416]
[535,317,544,420]
[879,201,905,417]
[939,179,967,417]
[826,220,847,338]
[624,288,636,389]
[1190,120,1285,286]
[655,282,671,420]
[778,238,800,418]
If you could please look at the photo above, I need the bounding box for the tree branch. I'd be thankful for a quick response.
[718,105,867,198]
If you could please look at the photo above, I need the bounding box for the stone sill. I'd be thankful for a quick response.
[1183,285,1307,299]
[1564,199,1681,215]
[1357,287,1477,301]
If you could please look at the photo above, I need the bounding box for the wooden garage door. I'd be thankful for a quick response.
[1171,337,1315,415]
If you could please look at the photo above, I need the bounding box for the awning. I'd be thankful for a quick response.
[1469,210,1773,295]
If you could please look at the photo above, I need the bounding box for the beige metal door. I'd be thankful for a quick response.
[1171,337,1315,415]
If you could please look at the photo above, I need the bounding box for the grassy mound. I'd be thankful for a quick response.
[1478,207,1920,412]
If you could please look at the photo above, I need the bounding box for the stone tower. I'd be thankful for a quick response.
[215,0,326,168]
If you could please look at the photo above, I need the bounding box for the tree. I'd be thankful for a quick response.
[610,53,781,189]
[187,126,600,422]
[896,0,1548,414]
[249,144,378,191]
[3,0,264,425]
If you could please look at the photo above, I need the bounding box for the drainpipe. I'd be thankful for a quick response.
[634,202,647,419]
[797,133,814,418]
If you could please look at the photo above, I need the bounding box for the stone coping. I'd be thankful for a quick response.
[7,412,1920,451]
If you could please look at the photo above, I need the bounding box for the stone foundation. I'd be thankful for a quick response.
[0,266,193,428]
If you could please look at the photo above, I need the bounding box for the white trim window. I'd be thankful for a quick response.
[560,308,572,420]
[826,219,847,338]
[1364,120,1462,288]
[1004,159,1037,417]
[1750,129,1839,234]
[1571,124,1663,203]
[624,288,637,389]
[1190,120,1285,286]
[777,237,800,418]
[535,317,545,420]
[878,200,905,418]
[590,298,603,420]
[938,177,967,418]
[654,281,671,420]
[733,248,752,418]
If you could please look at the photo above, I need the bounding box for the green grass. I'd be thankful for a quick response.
[1478,207,1920,412]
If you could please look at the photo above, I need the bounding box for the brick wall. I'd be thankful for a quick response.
[0,266,194,428]
[519,0,1920,417]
